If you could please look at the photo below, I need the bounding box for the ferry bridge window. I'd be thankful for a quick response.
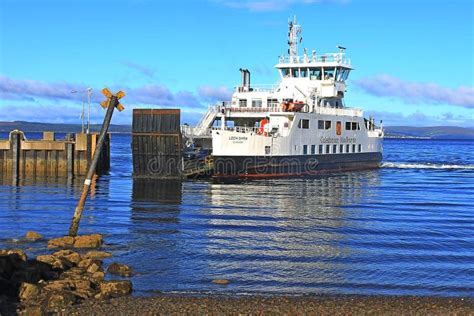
[340,144,344,153]
[298,119,310,129]
[336,68,344,81]
[323,68,335,80]
[281,68,290,78]
[319,145,323,154]
[311,145,316,154]
[300,68,308,78]
[346,144,350,153]
[267,98,279,107]
[309,68,322,80]
[291,68,299,78]
[239,99,247,107]
[252,99,262,108]
[336,68,351,81]
[325,120,332,130]
[318,120,324,129]
[303,145,308,155]
[333,144,337,154]
[344,69,351,80]
[326,144,330,154]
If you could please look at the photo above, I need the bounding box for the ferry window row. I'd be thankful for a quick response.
[238,98,285,108]
[298,119,310,129]
[296,119,361,132]
[280,67,350,81]
[318,120,332,130]
[303,144,362,155]
[346,122,360,130]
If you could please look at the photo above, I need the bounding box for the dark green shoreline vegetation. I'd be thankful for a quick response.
[1,121,474,140]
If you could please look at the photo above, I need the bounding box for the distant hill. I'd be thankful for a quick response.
[384,126,474,140]
[0,121,131,133]
[1,121,473,140]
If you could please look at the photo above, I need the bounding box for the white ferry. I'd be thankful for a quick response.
[183,17,383,180]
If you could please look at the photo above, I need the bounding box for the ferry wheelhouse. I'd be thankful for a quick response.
[182,17,383,179]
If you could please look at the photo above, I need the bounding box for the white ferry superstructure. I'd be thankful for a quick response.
[182,17,384,180]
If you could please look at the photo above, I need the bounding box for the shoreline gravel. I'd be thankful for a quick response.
[62,294,474,315]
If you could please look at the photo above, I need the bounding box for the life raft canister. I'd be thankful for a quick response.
[258,119,269,135]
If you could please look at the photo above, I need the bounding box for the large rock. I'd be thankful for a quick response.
[73,234,103,248]
[77,258,102,271]
[36,255,72,270]
[44,279,92,292]
[212,279,230,285]
[85,250,112,259]
[0,249,27,261]
[52,250,81,265]
[25,231,43,242]
[18,283,40,302]
[91,271,105,282]
[59,267,87,281]
[98,280,132,298]
[47,291,77,310]
[47,236,74,249]
[107,262,133,277]
[17,305,43,316]
[86,261,102,274]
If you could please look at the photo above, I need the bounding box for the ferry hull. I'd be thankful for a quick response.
[213,152,382,180]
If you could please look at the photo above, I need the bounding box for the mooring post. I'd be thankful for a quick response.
[10,131,21,180]
[68,89,125,237]
[66,138,74,179]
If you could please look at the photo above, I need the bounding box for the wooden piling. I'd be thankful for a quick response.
[10,131,21,179]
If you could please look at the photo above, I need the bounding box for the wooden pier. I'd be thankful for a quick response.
[0,130,110,178]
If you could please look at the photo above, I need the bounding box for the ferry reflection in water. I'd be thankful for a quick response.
[128,171,382,294]
[203,172,381,293]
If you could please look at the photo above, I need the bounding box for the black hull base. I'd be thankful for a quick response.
[213,152,382,181]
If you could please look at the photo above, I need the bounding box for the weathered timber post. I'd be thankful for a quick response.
[69,88,125,237]
[10,130,22,180]
[66,140,74,178]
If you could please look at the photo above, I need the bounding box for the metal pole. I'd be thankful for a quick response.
[87,88,92,134]
[81,99,85,134]
[68,95,118,237]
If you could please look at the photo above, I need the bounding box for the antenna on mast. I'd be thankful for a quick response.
[288,16,302,63]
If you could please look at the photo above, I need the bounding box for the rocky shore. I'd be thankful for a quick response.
[63,294,474,315]
[1,232,473,315]
[0,232,133,315]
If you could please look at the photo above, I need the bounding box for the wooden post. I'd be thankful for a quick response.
[10,131,21,180]
[66,141,74,178]
[69,90,124,237]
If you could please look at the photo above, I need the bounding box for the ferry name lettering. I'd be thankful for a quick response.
[320,136,356,144]
[229,136,248,143]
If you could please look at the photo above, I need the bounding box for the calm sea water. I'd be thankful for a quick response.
[1,133,473,297]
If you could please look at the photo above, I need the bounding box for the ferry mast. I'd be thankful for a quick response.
[288,16,302,63]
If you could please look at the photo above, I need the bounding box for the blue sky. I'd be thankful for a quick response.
[0,0,473,126]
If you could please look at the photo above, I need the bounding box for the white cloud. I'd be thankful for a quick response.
[353,74,474,109]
